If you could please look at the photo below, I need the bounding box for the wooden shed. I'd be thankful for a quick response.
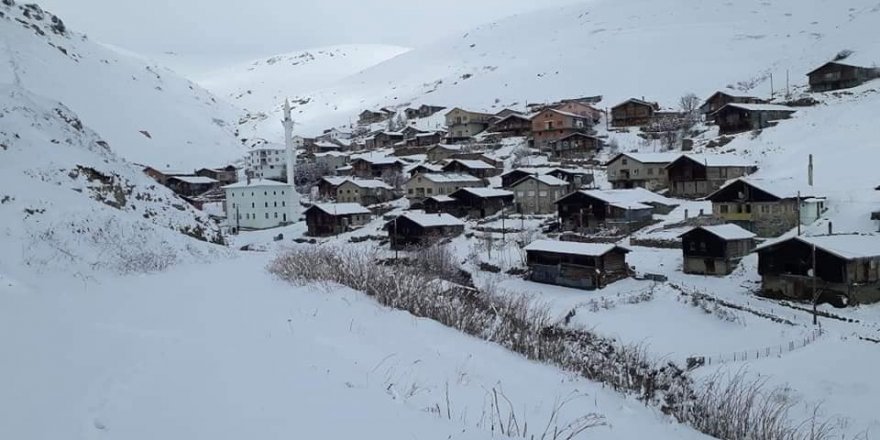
[710,104,795,135]
[524,239,630,290]
[610,98,659,127]
[383,212,465,249]
[679,224,756,275]
[807,61,878,92]
[756,234,880,305]
[304,203,371,237]
[448,187,514,218]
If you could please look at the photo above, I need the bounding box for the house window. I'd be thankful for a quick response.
[622,159,628,165]
[719,204,729,214]
[251,202,255,208]
[689,241,696,251]
[282,201,286,207]
[633,169,639,176]
[528,191,536,197]
[539,191,548,197]
[274,212,278,218]
[699,242,707,252]
[408,188,413,194]
[427,188,433,194]
[265,213,269,219]
[265,202,269,208]
[647,168,654,176]
[274,201,277,207]
[517,191,525,197]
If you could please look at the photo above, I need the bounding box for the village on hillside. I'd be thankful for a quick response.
[143,57,880,310]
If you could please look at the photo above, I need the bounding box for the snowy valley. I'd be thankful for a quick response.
[2,0,880,439]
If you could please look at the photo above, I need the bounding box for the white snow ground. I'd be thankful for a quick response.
[0,252,708,440]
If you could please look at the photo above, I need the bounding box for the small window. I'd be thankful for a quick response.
[528,191,536,197]
[251,202,255,208]
[274,212,278,218]
[622,159,628,165]
[282,201,286,207]
[274,201,277,207]
[265,202,268,208]
[539,191,548,197]
[647,168,654,176]
[719,204,729,214]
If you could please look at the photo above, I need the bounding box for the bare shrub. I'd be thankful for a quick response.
[269,246,840,440]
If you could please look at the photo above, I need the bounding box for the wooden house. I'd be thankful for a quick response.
[384,212,465,249]
[706,178,827,237]
[195,166,237,185]
[364,131,405,150]
[421,195,457,214]
[679,224,756,275]
[350,156,404,179]
[405,104,446,119]
[488,114,533,137]
[411,131,445,146]
[405,163,444,177]
[524,240,630,290]
[610,98,659,127]
[508,174,569,215]
[304,203,371,237]
[165,175,220,197]
[442,159,501,179]
[426,144,465,162]
[548,132,601,159]
[405,172,483,201]
[531,108,591,150]
[665,154,757,198]
[711,104,796,135]
[547,168,595,189]
[551,101,602,123]
[143,167,190,186]
[605,152,680,191]
[317,176,350,199]
[445,108,494,140]
[312,151,349,172]
[335,179,395,205]
[500,168,554,189]
[807,61,878,92]
[756,234,880,304]
[555,188,676,233]
[358,109,392,125]
[447,187,514,218]
[699,91,764,117]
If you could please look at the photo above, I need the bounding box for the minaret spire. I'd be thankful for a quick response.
[282,98,301,222]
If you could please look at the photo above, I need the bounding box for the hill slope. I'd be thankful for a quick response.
[197,44,409,117]
[0,83,225,280]
[1,2,244,169]
[247,0,880,136]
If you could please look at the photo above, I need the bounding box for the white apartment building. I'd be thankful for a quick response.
[224,179,297,230]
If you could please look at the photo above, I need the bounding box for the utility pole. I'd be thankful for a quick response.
[796,191,802,236]
[812,243,819,326]
[786,69,791,99]
[770,73,775,98]
[393,217,399,261]
[501,201,506,242]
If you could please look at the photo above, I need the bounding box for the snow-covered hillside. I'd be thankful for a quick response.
[245,0,880,136]
[0,84,226,280]
[1,2,244,169]
[197,44,409,118]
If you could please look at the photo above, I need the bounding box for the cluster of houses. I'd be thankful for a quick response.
[138,57,880,305]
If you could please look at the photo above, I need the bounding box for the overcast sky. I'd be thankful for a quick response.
[37,0,581,76]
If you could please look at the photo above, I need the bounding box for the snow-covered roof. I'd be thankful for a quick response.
[668,154,757,168]
[456,188,514,198]
[524,239,629,257]
[510,174,569,187]
[222,179,290,189]
[756,234,880,260]
[446,159,495,170]
[607,152,680,165]
[310,203,371,216]
[426,195,456,203]
[314,151,348,158]
[398,212,464,228]
[567,188,677,208]
[315,141,341,148]
[355,156,402,165]
[429,144,464,152]
[716,103,797,113]
[419,173,483,184]
[709,177,824,200]
[406,163,444,173]
[680,224,756,240]
[321,176,350,186]
[167,175,218,184]
[145,168,190,176]
[499,167,557,178]
[342,179,393,190]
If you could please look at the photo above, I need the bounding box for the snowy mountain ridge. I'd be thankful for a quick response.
[197,44,409,139]
[1,1,245,170]
[235,0,880,137]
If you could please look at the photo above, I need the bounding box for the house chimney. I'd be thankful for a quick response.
[699,209,704,216]
[808,154,814,186]
[828,221,833,235]
[684,209,689,219]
